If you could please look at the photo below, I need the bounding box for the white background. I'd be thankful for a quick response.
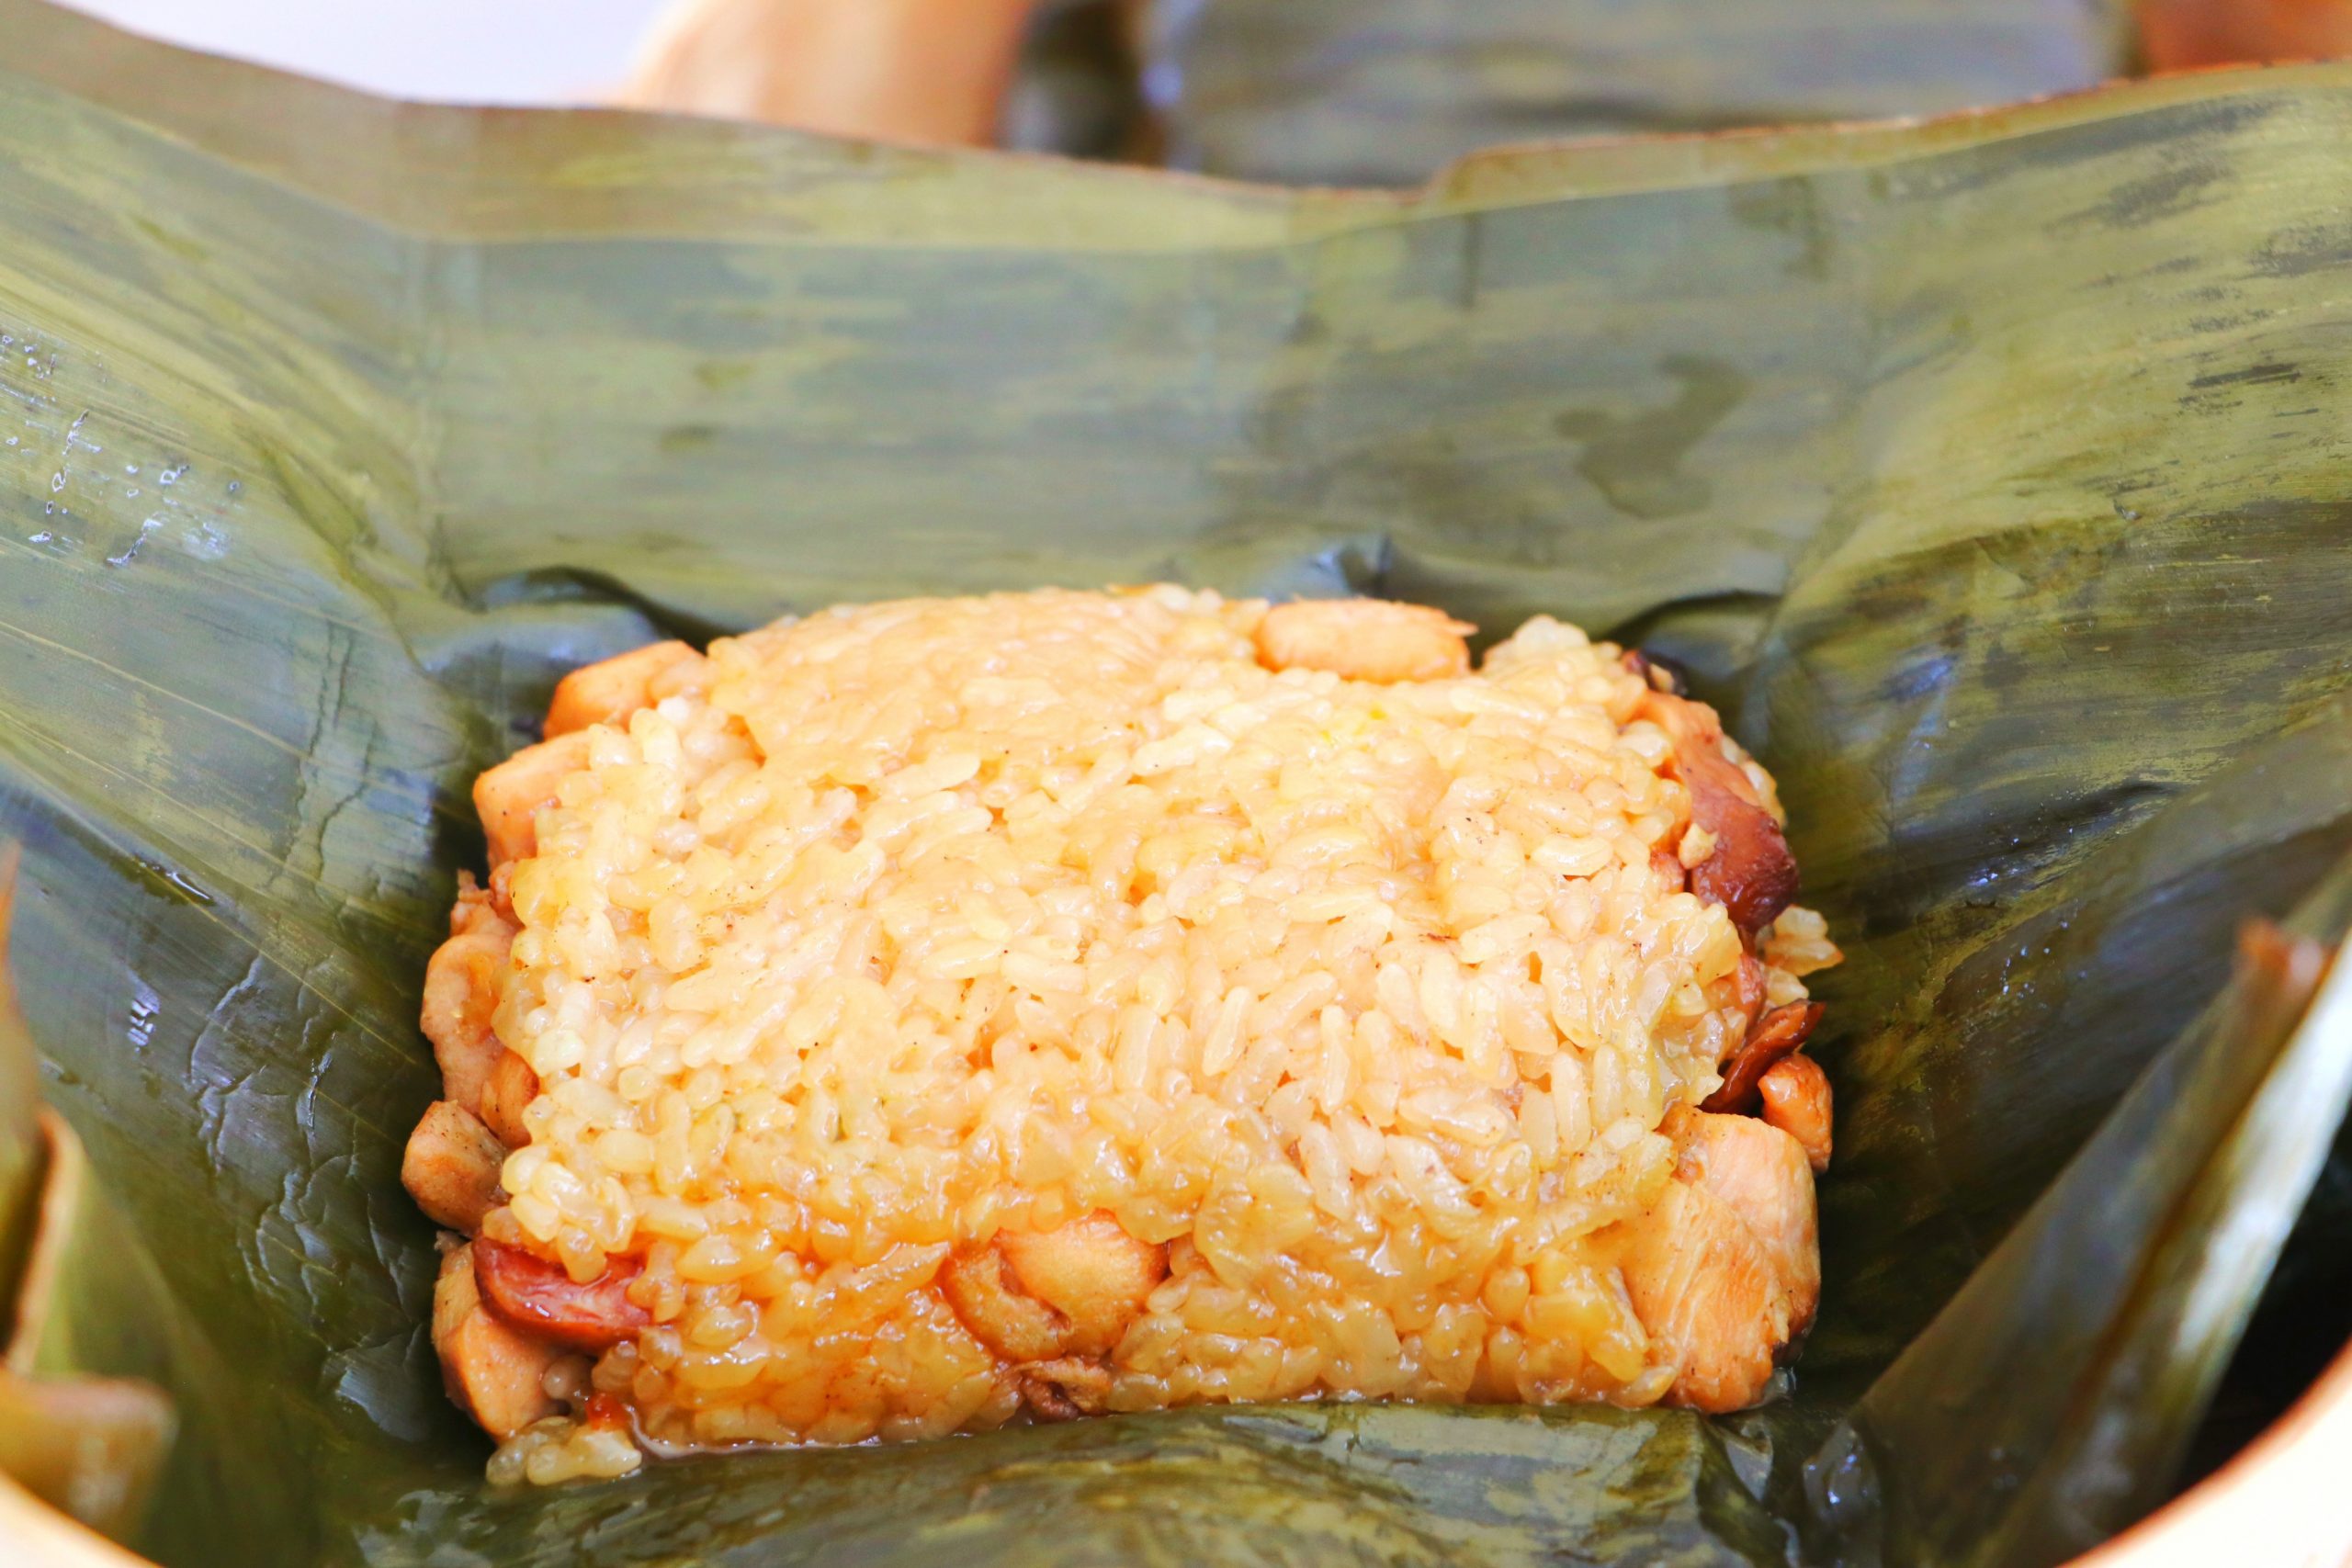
[56,0,679,104]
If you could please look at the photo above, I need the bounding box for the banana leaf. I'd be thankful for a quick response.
[1144,0,2141,185]
[2,2,2350,1564]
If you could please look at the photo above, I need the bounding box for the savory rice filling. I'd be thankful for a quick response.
[404,587,1839,1483]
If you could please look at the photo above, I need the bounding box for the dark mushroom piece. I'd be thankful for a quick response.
[1627,660,1799,936]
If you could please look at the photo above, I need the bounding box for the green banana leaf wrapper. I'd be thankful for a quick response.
[2,3,2350,1563]
[1145,0,2140,185]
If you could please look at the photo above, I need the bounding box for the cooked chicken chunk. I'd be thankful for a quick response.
[477,1050,539,1150]
[1677,1110,1820,1332]
[544,640,707,739]
[401,1100,506,1231]
[421,922,513,1111]
[1621,1109,1818,1412]
[940,1243,1069,1363]
[943,1213,1168,1365]
[448,869,511,937]
[472,730,593,868]
[1000,1214,1168,1357]
[1254,600,1474,684]
[434,1244,563,1439]
[1758,1054,1834,1174]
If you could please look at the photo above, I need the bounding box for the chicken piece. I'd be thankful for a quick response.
[1758,1054,1834,1174]
[401,1101,507,1231]
[1636,685,1798,934]
[1676,1110,1819,1335]
[1000,1214,1168,1357]
[1254,600,1475,684]
[478,1050,539,1150]
[940,1244,1068,1362]
[421,925,513,1112]
[943,1213,1168,1363]
[473,1238,652,1353]
[448,870,512,939]
[434,1243,563,1439]
[473,730,593,868]
[1622,1179,1786,1414]
[544,640,707,739]
[1621,1109,1818,1412]
[1702,1000,1823,1115]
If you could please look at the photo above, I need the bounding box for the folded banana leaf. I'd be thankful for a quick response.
[1144,0,2139,185]
[2,3,2349,1564]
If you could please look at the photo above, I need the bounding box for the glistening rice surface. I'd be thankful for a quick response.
[458,588,1832,1477]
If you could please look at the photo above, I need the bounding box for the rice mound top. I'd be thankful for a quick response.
[487,585,1819,1453]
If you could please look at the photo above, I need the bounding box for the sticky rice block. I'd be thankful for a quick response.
[412,587,1834,1480]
